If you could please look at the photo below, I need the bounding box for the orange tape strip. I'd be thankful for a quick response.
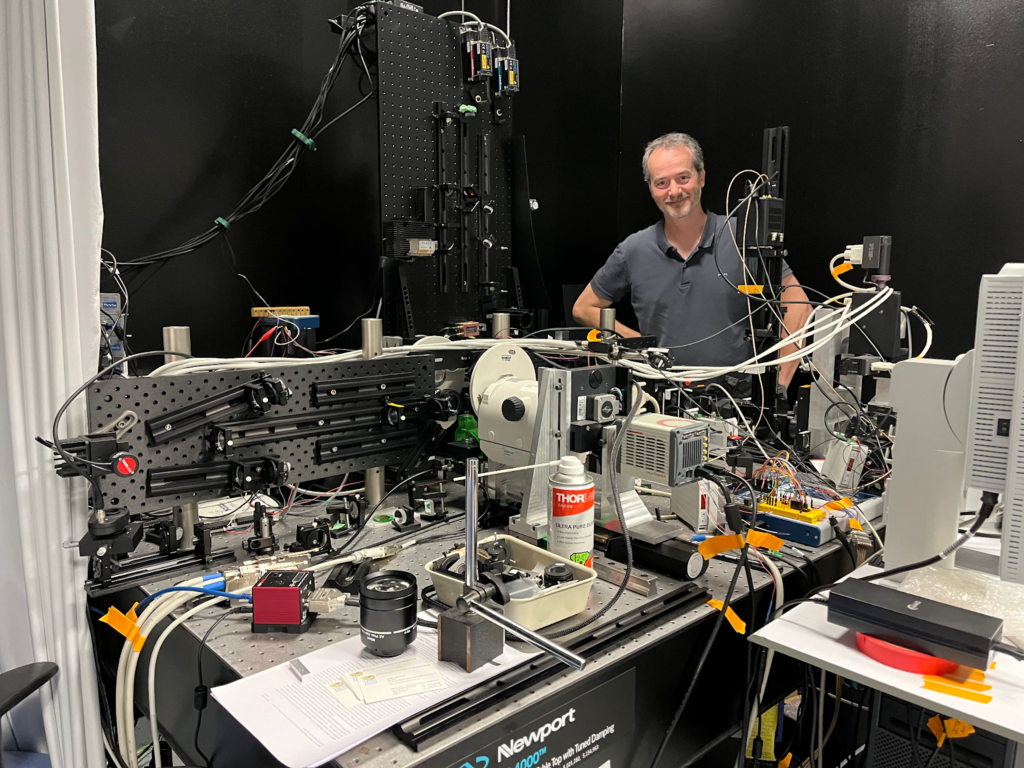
[738,285,764,295]
[927,715,946,747]
[747,530,785,552]
[944,719,976,739]
[778,753,792,768]
[940,667,986,684]
[831,263,854,278]
[924,675,992,693]
[848,519,864,531]
[587,329,603,342]
[100,604,148,652]
[922,680,992,704]
[708,599,747,634]
[698,533,745,560]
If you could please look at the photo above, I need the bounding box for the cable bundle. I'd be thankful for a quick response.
[119,7,374,272]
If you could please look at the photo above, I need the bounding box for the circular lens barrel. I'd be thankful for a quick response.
[359,571,418,657]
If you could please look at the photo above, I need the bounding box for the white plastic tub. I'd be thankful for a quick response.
[425,534,597,630]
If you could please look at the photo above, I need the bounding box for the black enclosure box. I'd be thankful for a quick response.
[847,290,904,360]
[827,579,1002,669]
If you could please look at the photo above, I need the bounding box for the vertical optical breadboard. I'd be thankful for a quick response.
[964,265,1024,582]
[375,4,515,333]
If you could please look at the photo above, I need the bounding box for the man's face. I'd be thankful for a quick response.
[648,146,705,220]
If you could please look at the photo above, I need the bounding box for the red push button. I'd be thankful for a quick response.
[111,453,138,477]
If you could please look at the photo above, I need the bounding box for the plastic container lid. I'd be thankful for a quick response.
[855,633,959,675]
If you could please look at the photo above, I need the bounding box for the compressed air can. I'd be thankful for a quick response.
[548,456,595,568]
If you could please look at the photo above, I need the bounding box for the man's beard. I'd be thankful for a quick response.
[663,196,695,219]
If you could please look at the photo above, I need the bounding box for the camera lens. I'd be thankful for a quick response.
[543,562,574,587]
[359,571,418,657]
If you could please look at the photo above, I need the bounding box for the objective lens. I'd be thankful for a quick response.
[359,571,418,657]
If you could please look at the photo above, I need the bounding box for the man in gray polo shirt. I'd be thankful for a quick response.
[572,132,811,387]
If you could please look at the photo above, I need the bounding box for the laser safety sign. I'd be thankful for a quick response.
[444,670,634,768]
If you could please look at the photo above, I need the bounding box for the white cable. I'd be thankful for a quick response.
[707,383,771,462]
[453,459,560,482]
[148,288,892,390]
[634,381,661,413]
[917,317,933,358]
[124,593,201,766]
[438,10,483,25]
[114,576,207,764]
[740,556,784,763]
[623,288,892,381]
[903,310,913,359]
[103,731,120,768]
[829,253,873,293]
[147,598,224,768]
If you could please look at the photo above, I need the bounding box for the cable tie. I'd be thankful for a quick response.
[291,128,317,151]
[214,217,231,230]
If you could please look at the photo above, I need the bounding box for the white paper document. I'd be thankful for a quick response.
[211,629,538,768]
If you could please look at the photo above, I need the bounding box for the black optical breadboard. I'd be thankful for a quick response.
[375,3,515,334]
[86,356,433,515]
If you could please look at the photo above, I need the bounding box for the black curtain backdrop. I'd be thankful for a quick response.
[616,0,1024,359]
[97,0,376,358]
[97,0,1024,359]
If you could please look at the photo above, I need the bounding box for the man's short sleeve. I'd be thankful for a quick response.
[590,246,630,303]
[781,258,793,279]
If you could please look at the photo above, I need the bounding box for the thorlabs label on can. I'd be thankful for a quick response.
[550,486,595,516]
[549,481,595,567]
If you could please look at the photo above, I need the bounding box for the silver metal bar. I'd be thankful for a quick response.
[362,318,385,507]
[165,302,197,546]
[466,598,586,671]
[491,312,511,339]
[361,318,383,360]
[162,326,191,365]
[464,458,478,590]
[598,307,616,333]
[175,502,200,552]
[590,554,658,596]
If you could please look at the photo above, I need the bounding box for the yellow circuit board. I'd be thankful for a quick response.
[756,497,826,524]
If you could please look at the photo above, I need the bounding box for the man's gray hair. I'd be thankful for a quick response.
[642,133,704,184]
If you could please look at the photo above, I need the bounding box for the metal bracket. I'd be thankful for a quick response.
[145,374,290,446]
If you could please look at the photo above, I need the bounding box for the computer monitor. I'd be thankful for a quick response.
[964,264,1024,583]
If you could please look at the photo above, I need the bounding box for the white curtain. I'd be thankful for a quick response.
[0,0,104,766]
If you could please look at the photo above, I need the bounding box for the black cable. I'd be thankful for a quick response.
[51,349,194,509]
[829,517,859,569]
[546,392,643,639]
[711,467,760,529]
[695,467,732,504]
[121,9,373,272]
[994,642,1024,661]
[846,683,867,768]
[860,491,999,583]
[777,552,814,594]
[805,665,818,768]
[195,608,241,767]
[768,596,829,623]
[421,584,448,613]
[86,604,131,768]
[650,547,751,768]
[786,675,814,765]
[333,468,445,557]
[907,703,922,768]
[317,281,381,346]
